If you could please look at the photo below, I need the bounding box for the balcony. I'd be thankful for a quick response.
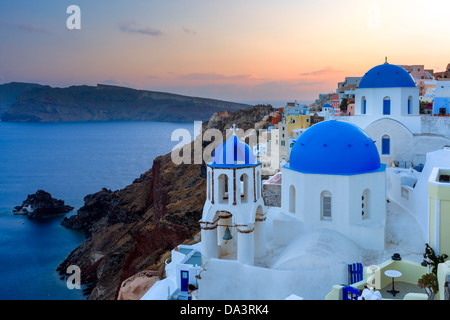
[326,258,429,300]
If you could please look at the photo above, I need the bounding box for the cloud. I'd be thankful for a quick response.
[118,21,163,36]
[178,72,258,81]
[182,27,197,35]
[14,23,50,34]
[299,66,342,76]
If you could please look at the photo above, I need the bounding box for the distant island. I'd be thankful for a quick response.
[0,82,252,123]
[13,190,74,219]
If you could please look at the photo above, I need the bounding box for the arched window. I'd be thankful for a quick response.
[362,189,370,220]
[321,191,332,221]
[289,185,296,213]
[240,173,249,203]
[207,171,211,200]
[256,171,261,199]
[218,174,229,204]
[382,135,390,155]
[361,96,367,114]
[383,97,391,115]
[408,96,413,115]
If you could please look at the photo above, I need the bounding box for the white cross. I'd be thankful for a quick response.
[231,123,238,135]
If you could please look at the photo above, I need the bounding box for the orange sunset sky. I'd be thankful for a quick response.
[1,0,450,105]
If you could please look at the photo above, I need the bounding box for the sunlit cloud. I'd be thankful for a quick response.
[299,66,343,77]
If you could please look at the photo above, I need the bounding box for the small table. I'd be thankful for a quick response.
[384,270,402,296]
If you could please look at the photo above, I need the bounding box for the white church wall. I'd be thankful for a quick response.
[364,118,415,165]
[277,167,386,250]
[280,167,304,221]
[281,167,351,230]
[339,117,449,165]
[355,87,419,118]
[347,171,386,224]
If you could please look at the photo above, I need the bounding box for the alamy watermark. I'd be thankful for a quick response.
[66,265,81,290]
[66,5,81,30]
[170,121,274,167]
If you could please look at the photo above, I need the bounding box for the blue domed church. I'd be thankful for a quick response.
[355,61,419,118]
[275,120,387,250]
[200,128,267,266]
[343,60,450,167]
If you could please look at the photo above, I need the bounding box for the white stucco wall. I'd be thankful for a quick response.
[364,118,414,165]
[278,167,386,250]
[198,252,350,300]
[338,117,449,165]
[355,87,419,118]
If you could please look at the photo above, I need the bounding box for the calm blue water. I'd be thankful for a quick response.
[0,120,196,300]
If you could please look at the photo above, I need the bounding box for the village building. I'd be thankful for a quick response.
[141,61,450,301]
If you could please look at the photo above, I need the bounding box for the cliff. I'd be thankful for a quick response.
[57,104,274,300]
[1,83,251,123]
[0,82,42,115]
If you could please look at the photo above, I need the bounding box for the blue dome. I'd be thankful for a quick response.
[288,120,383,175]
[322,103,331,108]
[358,63,416,89]
[210,134,258,168]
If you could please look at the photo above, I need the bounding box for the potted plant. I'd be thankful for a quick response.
[418,244,448,300]
[418,273,439,300]
[421,243,448,276]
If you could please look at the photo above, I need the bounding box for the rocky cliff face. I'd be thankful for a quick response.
[1,83,251,123]
[0,82,42,115]
[57,104,274,300]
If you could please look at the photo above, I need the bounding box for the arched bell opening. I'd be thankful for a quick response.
[216,211,236,257]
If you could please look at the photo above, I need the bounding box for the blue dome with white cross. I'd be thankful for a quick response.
[358,62,416,89]
[209,132,258,168]
[288,120,384,175]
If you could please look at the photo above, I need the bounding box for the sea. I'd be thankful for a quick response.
[0,120,197,300]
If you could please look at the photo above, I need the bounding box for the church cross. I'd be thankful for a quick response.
[231,123,238,135]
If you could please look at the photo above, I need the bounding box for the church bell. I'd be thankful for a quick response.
[223,226,233,241]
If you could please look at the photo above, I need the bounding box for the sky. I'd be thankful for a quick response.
[1,0,450,105]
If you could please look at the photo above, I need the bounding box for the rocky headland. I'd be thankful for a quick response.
[13,190,74,219]
[57,104,274,299]
[0,82,43,115]
[1,83,252,123]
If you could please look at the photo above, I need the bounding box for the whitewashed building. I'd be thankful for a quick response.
[200,131,267,266]
[340,61,450,166]
[277,120,386,250]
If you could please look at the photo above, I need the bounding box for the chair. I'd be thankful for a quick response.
[348,263,363,285]
[343,286,360,300]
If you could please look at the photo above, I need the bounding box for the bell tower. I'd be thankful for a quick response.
[200,125,267,265]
